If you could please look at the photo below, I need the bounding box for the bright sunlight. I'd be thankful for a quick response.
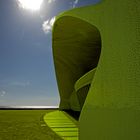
[17,0,43,11]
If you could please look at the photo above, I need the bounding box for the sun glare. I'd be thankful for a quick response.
[17,0,43,11]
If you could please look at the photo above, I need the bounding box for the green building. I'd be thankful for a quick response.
[44,1,140,139]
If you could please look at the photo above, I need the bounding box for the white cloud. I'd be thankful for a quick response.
[48,0,56,4]
[2,91,6,95]
[11,81,30,87]
[73,0,79,8]
[0,90,6,97]
[42,17,56,34]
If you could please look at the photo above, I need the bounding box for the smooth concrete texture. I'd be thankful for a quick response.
[52,0,140,139]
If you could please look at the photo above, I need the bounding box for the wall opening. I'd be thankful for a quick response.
[53,16,101,119]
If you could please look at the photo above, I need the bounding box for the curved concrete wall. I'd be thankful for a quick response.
[52,0,140,139]
[53,16,101,110]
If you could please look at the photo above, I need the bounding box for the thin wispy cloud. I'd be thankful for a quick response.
[0,90,6,97]
[11,81,30,87]
[47,0,56,4]
[42,17,56,34]
[0,80,31,88]
[73,0,79,8]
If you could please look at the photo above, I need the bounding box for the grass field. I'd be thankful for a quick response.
[0,110,62,140]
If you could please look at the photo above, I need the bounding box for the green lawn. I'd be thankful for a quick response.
[0,110,62,140]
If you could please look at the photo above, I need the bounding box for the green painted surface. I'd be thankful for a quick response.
[75,68,96,91]
[74,68,96,109]
[52,0,140,139]
[53,15,101,111]
[44,111,78,140]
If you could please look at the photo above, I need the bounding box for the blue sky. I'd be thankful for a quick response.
[0,0,100,106]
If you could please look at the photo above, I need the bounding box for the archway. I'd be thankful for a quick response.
[53,16,101,118]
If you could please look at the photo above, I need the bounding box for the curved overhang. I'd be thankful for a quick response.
[53,16,101,110]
